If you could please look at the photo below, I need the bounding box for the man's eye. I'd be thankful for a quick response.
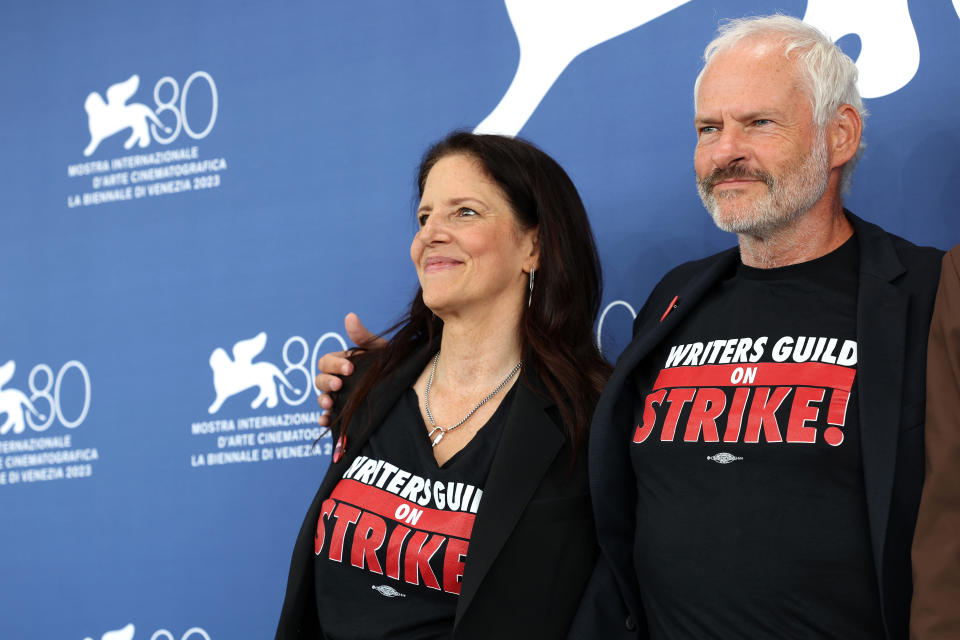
[754,119,772,126]
[698,125,718,135]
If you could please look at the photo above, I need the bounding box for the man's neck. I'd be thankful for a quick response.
[737,198,854,268]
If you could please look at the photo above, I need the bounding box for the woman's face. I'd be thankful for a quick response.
[411,154,538,320]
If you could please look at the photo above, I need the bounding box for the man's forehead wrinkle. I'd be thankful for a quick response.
[702,50,808,99]
[742,38,816,104]
[712,35,808,78]
[723,32,810,61]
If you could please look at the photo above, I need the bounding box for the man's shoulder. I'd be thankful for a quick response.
[849,214,944,330]
[880,228,943,265]
[849,211,944,273]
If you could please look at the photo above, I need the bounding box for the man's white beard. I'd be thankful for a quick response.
[698,134,830,237]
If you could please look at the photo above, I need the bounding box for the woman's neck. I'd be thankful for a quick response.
[434,312,524,391]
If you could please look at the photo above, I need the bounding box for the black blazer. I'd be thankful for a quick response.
[570,213,943,639]
[277,345,598,639]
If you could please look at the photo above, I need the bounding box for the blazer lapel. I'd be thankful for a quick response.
[282,345,436,636]
[315,345,436,501]
[588,248,739,614]
[599,247,740,427]
[454,377,564,627]
[849,214,908,588]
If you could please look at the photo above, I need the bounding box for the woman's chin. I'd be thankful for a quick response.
[422,296,451,318]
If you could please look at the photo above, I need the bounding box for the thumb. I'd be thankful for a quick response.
[344,312,386,348]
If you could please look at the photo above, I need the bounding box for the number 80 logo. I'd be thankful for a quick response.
[150,71,218,145]
[27,361,92,431]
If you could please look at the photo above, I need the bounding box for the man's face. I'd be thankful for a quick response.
[694,39,830,236]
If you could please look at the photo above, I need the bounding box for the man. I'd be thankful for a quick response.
[316,16,945,639]
[569,16,942,639]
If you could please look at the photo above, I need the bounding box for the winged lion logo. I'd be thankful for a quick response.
[82,75,171,157]
[207,332,299,414]
[0,360,46,435]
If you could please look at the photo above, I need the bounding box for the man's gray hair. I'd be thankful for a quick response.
[694,15,867,192]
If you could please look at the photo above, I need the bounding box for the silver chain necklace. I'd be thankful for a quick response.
[423,351,521,447]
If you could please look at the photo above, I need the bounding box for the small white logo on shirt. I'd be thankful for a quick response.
[707,452,743,464]
[371,585,406,598]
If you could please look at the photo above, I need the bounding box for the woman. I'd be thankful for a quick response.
[277,132,611,639]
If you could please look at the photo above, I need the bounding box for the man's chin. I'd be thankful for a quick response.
[700,192,760,233]
[707,201,755,233]
[708,205,780,236]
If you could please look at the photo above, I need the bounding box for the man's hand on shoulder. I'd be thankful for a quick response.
[315,313,386,426]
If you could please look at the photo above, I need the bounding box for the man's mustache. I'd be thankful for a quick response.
[700,165,775,192]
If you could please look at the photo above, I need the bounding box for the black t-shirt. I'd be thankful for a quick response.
[314,385,514,640]
[630,236,884,639]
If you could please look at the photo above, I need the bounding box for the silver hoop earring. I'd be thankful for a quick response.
[528,267,535,307]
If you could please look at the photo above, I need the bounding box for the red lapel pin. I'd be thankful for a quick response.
[332,434,346,463]
[660,295,679,322]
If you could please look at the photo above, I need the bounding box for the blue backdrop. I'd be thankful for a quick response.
[1,1,958,638]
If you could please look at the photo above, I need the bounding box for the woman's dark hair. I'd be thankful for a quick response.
[333,131,612,457]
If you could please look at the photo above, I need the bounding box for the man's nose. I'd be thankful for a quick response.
[711,126,749,168]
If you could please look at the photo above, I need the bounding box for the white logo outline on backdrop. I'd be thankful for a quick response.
[0,360,46,435]
[474,0,692,136]
[802,0,918,99]
[207,332,299,414]
[83,622,211,640]
[474,0,920,137]
[83,622,135,640]
[83,75,172,157]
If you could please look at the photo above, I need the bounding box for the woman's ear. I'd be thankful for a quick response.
[523,226,540,273]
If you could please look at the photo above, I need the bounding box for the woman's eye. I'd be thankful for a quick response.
[417,214,429,227]
[456,207,478,217]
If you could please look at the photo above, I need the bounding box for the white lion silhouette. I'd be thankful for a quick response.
[0,360,46,435]
[475,0,921,136]
[475,0,692,136]
[82,622,135,640]
[803,0,918,98]
[82,75,171,157]
[208,332,298,414]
